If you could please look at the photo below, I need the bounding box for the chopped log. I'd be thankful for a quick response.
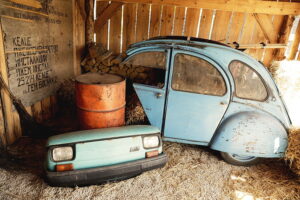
[99,50,113,62]
[111,55,124,65]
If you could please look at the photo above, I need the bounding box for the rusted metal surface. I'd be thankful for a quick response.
[75,73,125,129]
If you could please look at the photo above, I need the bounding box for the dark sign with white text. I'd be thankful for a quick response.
[0,0,73,106]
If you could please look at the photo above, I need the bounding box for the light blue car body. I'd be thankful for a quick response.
[127,37,291,158]
[46,125,163,171]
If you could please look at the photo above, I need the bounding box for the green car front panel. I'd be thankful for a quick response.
[46,125,163,171]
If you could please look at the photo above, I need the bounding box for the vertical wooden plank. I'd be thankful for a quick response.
[136,4,150,42]
[287,18,300,60]
[275,15,293,60]
[249,16,266,61]
[41,97,52,121]
[50,95,58,117]
[0,24,16,144]
[173,6,186,36]
[241,14,262,62]
[25,106,32,116]
[262,49,275,67]
[96,1,109,48]
[31,101,43,123]
[13,112,22,138]
[211,10,232,42]
[123,3,137,50]
[238,14,256,44]
[160,5,175,36]
[263,15,287,67]
[185,8,200,37]
[149,4,162,38]
[199,9,213,39]
[109,4,122,53]
[227,12,246,43]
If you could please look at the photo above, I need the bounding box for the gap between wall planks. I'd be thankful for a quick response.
[95,2,292,67]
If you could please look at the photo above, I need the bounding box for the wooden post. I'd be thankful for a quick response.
[287,18,300,60]
[85,0,95,45]
[0,24,16,145]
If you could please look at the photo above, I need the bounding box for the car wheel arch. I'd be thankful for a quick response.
[209,111,288,158]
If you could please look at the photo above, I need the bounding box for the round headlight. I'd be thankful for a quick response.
[143,135,160,148]
[52,146,73,162]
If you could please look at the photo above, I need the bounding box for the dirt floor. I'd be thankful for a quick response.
[0,136,299,200]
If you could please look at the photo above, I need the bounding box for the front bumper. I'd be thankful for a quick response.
[46,153,167,187]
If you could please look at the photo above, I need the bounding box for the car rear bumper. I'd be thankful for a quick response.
[46,153,167,187]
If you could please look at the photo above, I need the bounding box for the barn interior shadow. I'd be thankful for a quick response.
[0,111,79,177]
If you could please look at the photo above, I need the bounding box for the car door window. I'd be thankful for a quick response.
[123,51,166,88]
[229,60,267,101]
[172,54,226,96]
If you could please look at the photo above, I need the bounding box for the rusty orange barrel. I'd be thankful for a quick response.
[75,72,126,129]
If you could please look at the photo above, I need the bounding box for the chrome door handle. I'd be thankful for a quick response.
[155,93,162,98]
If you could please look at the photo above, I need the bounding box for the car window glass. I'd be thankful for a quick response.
[229,61,267,101]
[172,54,226,96]
[123,51,166,88]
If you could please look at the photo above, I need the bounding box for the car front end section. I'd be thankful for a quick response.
[45,125,167,187]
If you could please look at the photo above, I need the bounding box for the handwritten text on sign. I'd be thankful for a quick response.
[0,0,74,106]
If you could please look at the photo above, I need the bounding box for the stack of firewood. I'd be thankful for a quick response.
[80,43,149,81]
[81,43,122,72]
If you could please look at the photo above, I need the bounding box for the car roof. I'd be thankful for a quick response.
[126,36,254,64]
[128,36,234,53]
[145,36,229,47]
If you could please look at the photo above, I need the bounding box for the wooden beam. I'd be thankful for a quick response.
[287,19,300,60]
[228,43,286,49]
[94,2,123,32]
[97,0,300,15]
[253,14,278,43]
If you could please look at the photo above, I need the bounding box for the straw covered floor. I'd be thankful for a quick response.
[0,138,299,200]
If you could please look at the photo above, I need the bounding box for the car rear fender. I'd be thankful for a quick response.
[210,111,288,158]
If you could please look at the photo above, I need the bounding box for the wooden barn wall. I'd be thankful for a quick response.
[0,0,85,146]
[95,1,294,66]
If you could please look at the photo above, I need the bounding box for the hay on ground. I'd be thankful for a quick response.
[0,138,299,200]
[285,128,300,176]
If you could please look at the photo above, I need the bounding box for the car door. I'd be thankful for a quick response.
[163,50,231,144]
[128,49,170,130]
